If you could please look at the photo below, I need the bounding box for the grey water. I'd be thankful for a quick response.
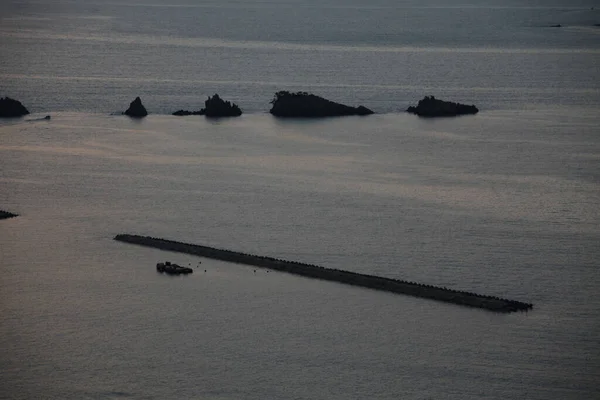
[1,0,599,399]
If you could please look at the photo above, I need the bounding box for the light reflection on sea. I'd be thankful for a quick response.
[1,109,599,399]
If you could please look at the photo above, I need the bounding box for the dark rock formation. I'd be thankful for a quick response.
[156,261,193,275]
[0,210,18,220]
[202,94,242,117]
[0,97,30,118]
[172,94,242,117]
[173,109,204,116]
[407,96,478,117]
[269,91,374,117]
[123,97,148,117]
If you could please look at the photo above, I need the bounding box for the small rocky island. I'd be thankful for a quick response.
[0,97,30,118]
[173,94,242,117]
[269,91,373,117]
[407,96,479,117]
[0,210,18,220]
[123,97,148,117]
[204,94,242,117]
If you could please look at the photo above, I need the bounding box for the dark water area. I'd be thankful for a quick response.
[1,1,599,399]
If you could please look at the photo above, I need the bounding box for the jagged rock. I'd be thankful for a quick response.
[202,94,242,117]
[0,97,30,118]
[407,96,478,117]
[269,91,374,117]
[123,97,148,117]
[0,210,18,220]
[172,94,241,117]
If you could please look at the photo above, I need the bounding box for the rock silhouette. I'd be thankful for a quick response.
[407,96,478,117]
[172,109,204,116]
[156,261,193,275]
[172,94,242,117]
[269,91,373,117]
[0,210,18,219]
[0,97,30,118]
[203,94,242,117]
[123,97,148,117]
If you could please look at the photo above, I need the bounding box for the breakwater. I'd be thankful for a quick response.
[114,234,533,313]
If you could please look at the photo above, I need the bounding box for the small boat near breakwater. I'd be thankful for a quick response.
[156,261,193,275]
[115,234,533,313]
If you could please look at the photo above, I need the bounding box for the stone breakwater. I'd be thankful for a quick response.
[114,234,533,313]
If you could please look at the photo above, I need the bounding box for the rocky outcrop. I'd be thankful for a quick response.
[203,94,242,117]
[0,97,30,118]
[269,91,373,117]
[172,94,242,117]
[0,210,18,220]
[156,261,193,275]
[407,96,478,117]
[123,97,148,117]
[173,109,204,116]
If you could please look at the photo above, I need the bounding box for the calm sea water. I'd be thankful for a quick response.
[1,1,599,399]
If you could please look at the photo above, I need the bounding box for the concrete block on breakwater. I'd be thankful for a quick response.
[113,234,533,313]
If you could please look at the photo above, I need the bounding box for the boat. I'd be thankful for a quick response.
[156,261,193,275]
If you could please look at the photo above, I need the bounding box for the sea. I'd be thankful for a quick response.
[1,0,599,399]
